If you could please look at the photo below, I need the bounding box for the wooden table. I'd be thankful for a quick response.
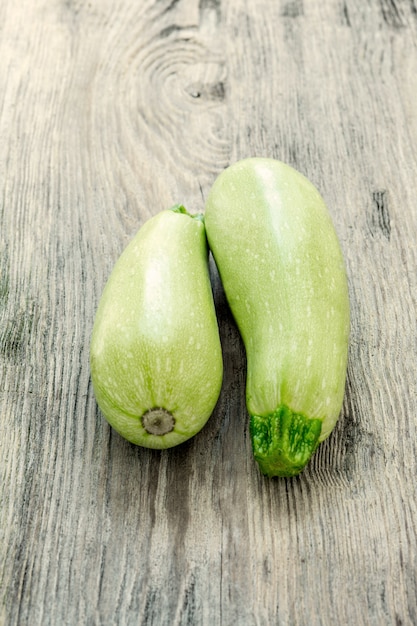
[1,1,416,624]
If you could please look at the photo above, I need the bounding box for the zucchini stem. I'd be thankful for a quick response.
[171,204,204,223]
[250,406,322,477]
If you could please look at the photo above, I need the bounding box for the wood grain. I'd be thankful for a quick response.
[1,0,417,624]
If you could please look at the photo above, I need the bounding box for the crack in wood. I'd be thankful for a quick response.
[379,0,407,28]
[369,190,391,241]
[281,0,304,18]
[342,1,351,27]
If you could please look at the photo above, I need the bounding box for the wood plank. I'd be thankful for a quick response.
[1,0,417,624]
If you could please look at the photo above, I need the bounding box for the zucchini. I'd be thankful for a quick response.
[90,206,223,449]
[205,158,350,477]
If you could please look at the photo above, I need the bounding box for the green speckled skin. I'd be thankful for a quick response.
[90,207,223,449]
[205,158,350,477]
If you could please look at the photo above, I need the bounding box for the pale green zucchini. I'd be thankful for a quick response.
[205,158,350,477]
[90,206,223,449]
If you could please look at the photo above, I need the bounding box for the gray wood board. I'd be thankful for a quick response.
[1,1,416,624]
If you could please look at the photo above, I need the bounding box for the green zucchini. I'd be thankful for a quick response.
[90,206,223,449]
[205,158,350,477]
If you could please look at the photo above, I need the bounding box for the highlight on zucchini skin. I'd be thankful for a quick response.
[204,158,350,477]
[90,205,223,449]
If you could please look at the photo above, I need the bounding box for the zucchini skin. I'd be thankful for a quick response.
[205,158,350,477]
[90,206,223,449]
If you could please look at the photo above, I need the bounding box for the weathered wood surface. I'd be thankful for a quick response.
[1,1,417,624]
